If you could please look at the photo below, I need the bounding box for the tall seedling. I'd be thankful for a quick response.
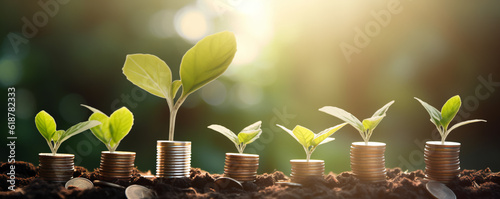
[123,31,237,141]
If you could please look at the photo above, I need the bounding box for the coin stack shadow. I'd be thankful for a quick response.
[39,153,75,183]
[424,141,461,183]
[223,153,259,182]
[290,159,324,183]
[156,141,191,178]
[100,151,136,181]
[350,142,386,182]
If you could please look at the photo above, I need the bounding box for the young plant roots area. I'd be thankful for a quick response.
[1,161,499,198]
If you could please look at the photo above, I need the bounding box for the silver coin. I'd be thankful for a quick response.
[214,177,243,190]
[65,177,93,190]
[125,184,157,199]
[426,181,456,199]
[93,180,125,189]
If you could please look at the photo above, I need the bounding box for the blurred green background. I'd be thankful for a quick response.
[1,0,500,175]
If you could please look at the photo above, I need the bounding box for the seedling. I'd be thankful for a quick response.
[414,95,486,144]
[208,121,262,154]
[319,100,395,145]
[81,105,134,152]
[35,110,101,155]
[122,31,236,141]
[276,123,347,162]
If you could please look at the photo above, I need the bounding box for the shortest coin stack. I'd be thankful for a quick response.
[350,142,387,183]
[156,141,191,178]
[290,159,324,183]
[224,153,259,182]
[100,151,136,181]
[39,153,75,183]
[424,141,461,183]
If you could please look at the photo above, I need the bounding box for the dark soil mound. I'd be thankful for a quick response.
[1,161,499,198]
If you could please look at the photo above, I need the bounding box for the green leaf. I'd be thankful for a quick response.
[208,124,239,145]
[35,111,57,142]
[276,124,300,144]
[180,31,236,96]
[52,130,64,142]
[319,106,364,132]
[109,107,134,144]
[414,97,442,127]
[170,80,182,100]
[238,129,262,145]
[312,123,347,146]
[292,125,315,149]
[440,95,461,130]
[362,115,385,131]
[123,54,172,99]
[448,119,486,134]
[59,120,101,144]
[372,100,395,117]
[242,121,262,131]
[88,112,111,145]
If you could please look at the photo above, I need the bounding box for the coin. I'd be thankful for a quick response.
[93,180,126,189]
[426,181,456,199]
[290,159,324,183]
[424,141,461,183]
[156,141,191,178]
[65,177,93,190]
[100,151,135,181]
[224,153,259,182]
[349,142,386,183]
[39,153,75,182]
[214,177,244,190]
[125,185,157,199]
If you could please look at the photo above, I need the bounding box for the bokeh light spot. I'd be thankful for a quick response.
[0,58,22,87]
[174,6,210,42]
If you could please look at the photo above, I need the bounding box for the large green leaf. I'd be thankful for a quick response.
[372,100,395,117]
[59,120,101,144]
[312,123,347,146]
[123,54,172,99]
[238,129,262,144]
[208,124,239,145]
[109,107,134,145]
[414,97,442,127]
[88,112,111,145]
[35,111,57,142]
[440,95,461,130]
[362,115,385,131]
[319,106,364,132]
[292,125,315,149]
[180,31,236,96]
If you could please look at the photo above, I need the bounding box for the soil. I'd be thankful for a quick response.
[1,161,499,198]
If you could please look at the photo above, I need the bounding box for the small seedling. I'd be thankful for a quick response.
[208,121,262,154]
[319,100,395,145]
[276,123,347,162]
[82,105,134,152]
[123,31,236,141]
[414,95,486,144]
[35,110,101,155]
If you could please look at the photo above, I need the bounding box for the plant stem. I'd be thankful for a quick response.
[168,95,187,141]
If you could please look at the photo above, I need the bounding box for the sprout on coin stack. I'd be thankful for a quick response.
[208,121,263,182]
[35,110,101,182]
[319,100,395,183]
[276,123,347,183]
[122,31,237,178]
[415,95,486,183]
[82,105,136,182]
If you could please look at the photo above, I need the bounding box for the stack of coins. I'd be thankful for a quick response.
[290,159,324,183]
[39,153,74,182]
[223,153,259,182]
[424,141,461,183]
[100,151,136,181]
[350,142,386,182]
[156,141,191,178]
